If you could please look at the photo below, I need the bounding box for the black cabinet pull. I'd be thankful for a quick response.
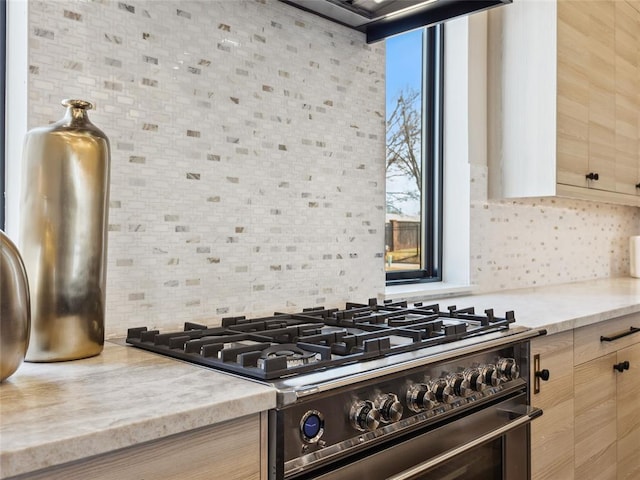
[614,361,630,373]
[586,172,599,181]
[600,326,640,342]
[636,183,640,189]
[535,369,550,381]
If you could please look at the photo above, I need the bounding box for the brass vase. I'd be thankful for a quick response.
[19,99,110,362]
[0,230,30,381]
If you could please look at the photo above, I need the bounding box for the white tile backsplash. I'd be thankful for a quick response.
[470,164,640,292]
[21,0,640,336]
[26,0,386,335]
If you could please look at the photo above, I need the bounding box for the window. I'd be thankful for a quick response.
[385,25,443,284]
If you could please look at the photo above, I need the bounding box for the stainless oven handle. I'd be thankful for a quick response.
[386,407,543,480]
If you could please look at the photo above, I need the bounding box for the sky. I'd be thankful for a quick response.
[385,29,423,114]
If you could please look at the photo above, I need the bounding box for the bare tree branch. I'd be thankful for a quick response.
[386,87,421,214]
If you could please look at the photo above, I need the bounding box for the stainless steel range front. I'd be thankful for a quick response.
[126,300,543,479]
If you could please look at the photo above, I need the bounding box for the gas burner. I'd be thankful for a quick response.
[258,345,319,369]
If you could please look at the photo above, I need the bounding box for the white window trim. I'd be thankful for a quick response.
[5,0,29,240]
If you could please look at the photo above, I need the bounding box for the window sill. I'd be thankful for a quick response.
[384,282,473,303]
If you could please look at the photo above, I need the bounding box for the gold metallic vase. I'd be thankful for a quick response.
[20,99,110,362]
[0,230,30,380]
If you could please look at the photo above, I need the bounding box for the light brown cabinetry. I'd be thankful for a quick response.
[574,315,640,480]
[616,343,640,479]
[8,413,266,480]
[613,1,640,196]
[574,351,617,479]
[557,0,640,195]
[531,316,640,480]
[488,0,640,206]
[530,331,575,480]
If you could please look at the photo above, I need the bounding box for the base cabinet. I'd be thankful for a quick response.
[574,352,618,480]
[615,343,640,479]
[531,316,640,480]
[7,413,265,480]
[574,315,640,480]
[530,330,575,480]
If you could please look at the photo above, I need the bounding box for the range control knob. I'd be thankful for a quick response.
[462,367,486,392]
[428,379,455,404]
[300,410,325,443]
[406,383,437,412]
[480,364,502,387]
[497,357,520,381]
[446,373,472,397]
[375,393,403,423]
[350,400,380,432]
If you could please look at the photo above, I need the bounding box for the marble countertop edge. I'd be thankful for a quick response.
[0,389,275,478]
[536,308,640,335]
[535,304,640,335]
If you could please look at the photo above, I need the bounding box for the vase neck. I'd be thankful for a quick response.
[61,99,93,125]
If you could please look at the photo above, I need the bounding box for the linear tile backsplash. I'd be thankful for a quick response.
[27,0,387,334]
[23,1,640,336]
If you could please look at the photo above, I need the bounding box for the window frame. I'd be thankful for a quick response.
[1,0,6,230]
[386,24,444,285]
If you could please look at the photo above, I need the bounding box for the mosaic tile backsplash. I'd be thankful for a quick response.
[470,164,640,292]
[24,0,640,336]
[27,0,387,334]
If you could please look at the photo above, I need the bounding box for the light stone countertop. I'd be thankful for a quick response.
[0,342,276,479]
[407,277,640,334]
[1,276,639,479]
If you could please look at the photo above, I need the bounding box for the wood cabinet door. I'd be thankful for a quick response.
[574,352,617,480]
[557,0,617,192]
[530,332,575,480]
[613,0,640,195]
[616,343,640,480]
[587,0,617,192]
[558,0,640,196]
[556,0,590,188]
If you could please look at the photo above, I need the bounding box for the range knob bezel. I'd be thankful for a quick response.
[479,363,502,387]
[375,393,403,423]
[497,357,520,381]
[462,367,487,392]
[350,400,380,432]
[446,372,472,397]
[427,378,455,404]
[406,383,437,412]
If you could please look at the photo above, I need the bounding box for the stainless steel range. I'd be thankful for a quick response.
[126,300,544,479]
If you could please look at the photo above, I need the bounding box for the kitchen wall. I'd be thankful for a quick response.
[22,0,387,334]
[14,0,640,335]
[469,164,640,292]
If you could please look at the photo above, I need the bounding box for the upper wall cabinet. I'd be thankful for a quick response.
[487,0,640,207]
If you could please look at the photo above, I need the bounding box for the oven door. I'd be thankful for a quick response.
[300,395,542,480]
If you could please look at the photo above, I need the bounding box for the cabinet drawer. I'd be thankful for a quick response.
[574,313,640,366]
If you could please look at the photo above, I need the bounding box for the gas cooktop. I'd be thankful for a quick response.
[125,299,518,381]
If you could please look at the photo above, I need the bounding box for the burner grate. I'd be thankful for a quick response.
[125,300,516,380]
